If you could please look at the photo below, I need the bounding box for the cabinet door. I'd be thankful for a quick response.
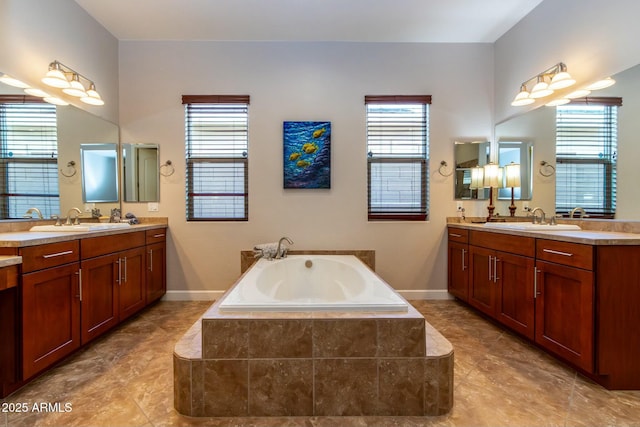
[496,251,535,340]
[146,242,166,304]
[1,286,18,397]
[448,242,469,301]
[22,263,80,379]
[535,260,594,372]
[118,247,146,321]
[468,246,496,316]
[81,253,120,344]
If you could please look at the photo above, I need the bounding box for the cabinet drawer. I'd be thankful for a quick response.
[447,227,468,243]
[21,241,80,273]
[146,228,167,244]
[81,231,146,259]
[536,239,593,270]
[469,230,535,257]
[0,265,19,291]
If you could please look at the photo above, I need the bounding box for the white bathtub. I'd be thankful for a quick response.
[219,255,409,312]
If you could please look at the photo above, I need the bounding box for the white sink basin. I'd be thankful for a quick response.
[30,223,131,232]
[482,222,581,231]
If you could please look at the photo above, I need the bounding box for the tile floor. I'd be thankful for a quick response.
[2,299,640,426]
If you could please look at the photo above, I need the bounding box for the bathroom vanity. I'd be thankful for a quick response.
[447,222,640,390]
[0,222,167,397]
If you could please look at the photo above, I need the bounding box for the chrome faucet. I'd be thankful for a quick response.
[24,207,44,220]
[276,237,293,259]
[65,207,82,225]
[530,207,546,224]
[570,207,586,218]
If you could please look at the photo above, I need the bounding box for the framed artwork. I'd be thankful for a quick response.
[283,121,331,189]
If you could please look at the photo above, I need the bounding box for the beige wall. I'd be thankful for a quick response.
[119,41,494,297]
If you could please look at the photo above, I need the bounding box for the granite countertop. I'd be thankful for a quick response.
[448,222,640,245]
[0,255,22,267]
[0,223,168,248]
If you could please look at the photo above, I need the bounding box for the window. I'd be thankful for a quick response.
[555,97,621,218]
[365,95,430,220]
[183,95,249,221]
[0,96,59,219]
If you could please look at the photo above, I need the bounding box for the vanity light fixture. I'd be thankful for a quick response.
[504,162,521,217]
[0,73,30,88]
[511,62,576,106]
[586,77,616,90]
[41,61,104,106]
[43,96,69,106]
[23,88,50,98]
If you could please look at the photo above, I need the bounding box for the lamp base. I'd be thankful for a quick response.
[509,204,517,217]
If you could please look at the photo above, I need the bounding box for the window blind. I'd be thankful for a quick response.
[0,99,59,219]
[183,96,249,221]
[555,99,620,218]
[365,96,430,221]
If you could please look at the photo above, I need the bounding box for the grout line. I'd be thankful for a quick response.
[563,370,578,427]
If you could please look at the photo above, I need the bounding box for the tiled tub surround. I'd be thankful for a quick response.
[174,252,453,417]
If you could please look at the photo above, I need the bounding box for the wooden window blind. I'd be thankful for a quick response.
[365,95,431,221]
[555,97,621,218]
[183,95,249,221]
[0,97,59,219]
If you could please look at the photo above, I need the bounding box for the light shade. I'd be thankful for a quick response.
[586,77,615,90]
[549,71,576,90]
[24,88,50,98]
[0,74,30,88]
[565,89,591,99]
[469,166,484,190]
[42,63,70,88]
[511,85,535,106]
[80,83,104,105]
[43,96,69,106]
[483,163,503,188]
[504,162,521,188]
[530,76,554,99]
[546,98,570,107]
[62,74,87,97]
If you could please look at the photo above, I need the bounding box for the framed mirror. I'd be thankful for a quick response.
[80,143,119,203]
[497,140,533,200]
[454,140,490,200]
[122,143,159,202]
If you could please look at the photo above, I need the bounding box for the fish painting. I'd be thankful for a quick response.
[283,121,331,189]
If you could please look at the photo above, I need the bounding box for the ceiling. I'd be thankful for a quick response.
[74,0,544,43]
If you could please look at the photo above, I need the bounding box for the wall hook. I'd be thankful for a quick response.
[59,160,77,177]
[437,160,454,177]
[539,160,556,177]
[160,159,175,177]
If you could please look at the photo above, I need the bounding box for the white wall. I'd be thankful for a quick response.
[0,0,119,123]
[119,41,494,296]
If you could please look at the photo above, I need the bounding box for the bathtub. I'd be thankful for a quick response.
[219,255,409,312]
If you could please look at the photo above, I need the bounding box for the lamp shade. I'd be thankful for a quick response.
[62,74,87,97]
[483,163,503,188]
[42,63,70,88]
[0,74,30,88]
[530,76,554,99]
[504,162,521,188]
[511,85,535,106]
[586,77,615,90]
[469,166,484,189]
[549,71,576,90]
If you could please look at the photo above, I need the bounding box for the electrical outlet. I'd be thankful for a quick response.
[522,202,529,212]
[84,203,94,212]
[456,201,464,211]
[147,202,159,212]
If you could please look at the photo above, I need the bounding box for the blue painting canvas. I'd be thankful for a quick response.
[283,121,331,189]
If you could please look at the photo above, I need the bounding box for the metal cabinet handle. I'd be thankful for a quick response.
[76,269,82,301]
[153,233,165,238]
[148,249,154,272]
[449,233,462,238]
[123,257,128,283]
[488,255,493,281]
[494,257,500,283]
[42,250,73,259]
[117,258,122,285]
[461,249,466,271]
[534,267,540,298]
[543,248,573,257]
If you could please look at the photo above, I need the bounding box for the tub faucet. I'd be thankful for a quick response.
[570,207,586,218]
[65,207,82,225]
[276,237,293,259]
[24,207,44,220]
[530,207,546,224]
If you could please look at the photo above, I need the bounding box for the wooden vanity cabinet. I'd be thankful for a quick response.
[447,228,469,301]
[0,265,19,397]
[534,239,594,373]
[467,231,536,340]
[146,229,167,304]
[19,241,81,380]
[80,231,146,344]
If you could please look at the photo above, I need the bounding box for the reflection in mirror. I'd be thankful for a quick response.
[122,143,159,202]
[81,143,119,203]
[497,141,533,200]
[454,140,489,200]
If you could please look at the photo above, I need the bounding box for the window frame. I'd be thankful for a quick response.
[365,95,431,221]
[183,95,250,221]
[555,97,621,219]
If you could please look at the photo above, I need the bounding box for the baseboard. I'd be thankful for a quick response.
[163,289,452,301]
